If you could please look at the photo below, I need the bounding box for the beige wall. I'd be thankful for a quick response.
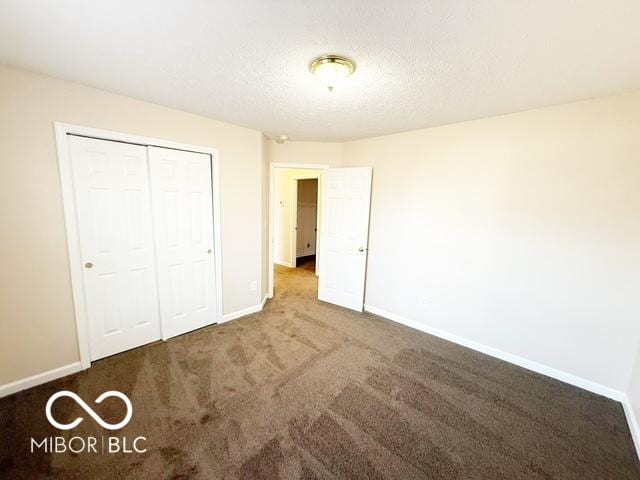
[266,139,342,167]
[342,91,640,391]
[0,65,263,385]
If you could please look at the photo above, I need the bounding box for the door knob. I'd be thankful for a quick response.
[84,262,94,269]
[207,249,212,254]
[358,247,365,253]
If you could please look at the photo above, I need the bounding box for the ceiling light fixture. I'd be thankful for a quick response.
[275,134,288,144]
[309,55,355,91]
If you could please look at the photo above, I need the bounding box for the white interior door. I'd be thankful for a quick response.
[148,147,217,339]
[69,136,161,360]
[318,167,373,311]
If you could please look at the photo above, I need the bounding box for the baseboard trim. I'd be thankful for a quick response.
[1,296,272,398]
[621,395,640,461]
[0,362,83,399]
[274,260,295,268]
[222,295,269,323]
[363,304,624,402]
[365,304,640,460]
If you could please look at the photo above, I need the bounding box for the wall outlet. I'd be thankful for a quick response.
[250,280,258,291]
[420,296,429,306]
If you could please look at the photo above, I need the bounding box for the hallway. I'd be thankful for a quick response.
[1,266,638,478]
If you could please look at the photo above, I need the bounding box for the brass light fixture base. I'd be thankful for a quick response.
[309,55,356,91]
[309,55,356,75]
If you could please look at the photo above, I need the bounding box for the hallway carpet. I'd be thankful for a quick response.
[1,265,638,479]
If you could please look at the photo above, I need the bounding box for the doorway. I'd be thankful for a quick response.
[269,164,327,298]
[272,167,323,293]
[293,177,318,272]
[268,163,373,312]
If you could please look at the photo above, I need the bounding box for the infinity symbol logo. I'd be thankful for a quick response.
[45,391,133,431]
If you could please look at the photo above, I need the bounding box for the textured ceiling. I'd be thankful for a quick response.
[1,1,639,141]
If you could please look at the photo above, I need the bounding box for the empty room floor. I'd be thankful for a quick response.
[1,266,638,479]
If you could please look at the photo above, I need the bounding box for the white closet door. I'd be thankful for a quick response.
[318,167,373,311]
[69,136,161,360]
[148,147,217,339]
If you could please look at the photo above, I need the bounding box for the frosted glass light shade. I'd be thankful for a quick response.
[309,55,355,91]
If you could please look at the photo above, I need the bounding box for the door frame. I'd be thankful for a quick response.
[291,176,320,268]
[291,178,298,269]
[54,122,223,369]
[268,163,328,298]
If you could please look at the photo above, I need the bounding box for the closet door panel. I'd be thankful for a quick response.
[69,136,161,360]
[149,147,217,339]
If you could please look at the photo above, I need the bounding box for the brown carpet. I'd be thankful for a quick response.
[1,264,638,479]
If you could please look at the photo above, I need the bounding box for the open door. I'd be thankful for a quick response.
[318,167,372,311]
